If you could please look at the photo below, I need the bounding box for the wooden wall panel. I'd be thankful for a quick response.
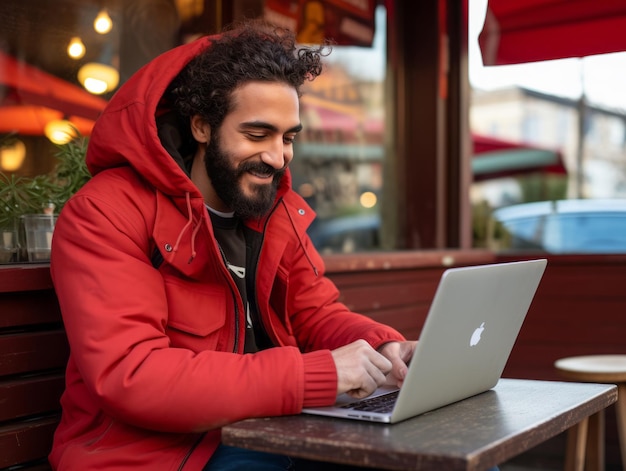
[498,254,626,381]
[0,330,68,376]
[0,265,65,471]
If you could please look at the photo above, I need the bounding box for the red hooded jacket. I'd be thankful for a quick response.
[49,36,405,470]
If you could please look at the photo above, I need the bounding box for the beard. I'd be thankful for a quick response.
[204,132,285,220]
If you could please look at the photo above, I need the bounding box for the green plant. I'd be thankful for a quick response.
[0,133,91,263]
[0,133,90,228]
[0,173,48,229]
[47,134,91,212]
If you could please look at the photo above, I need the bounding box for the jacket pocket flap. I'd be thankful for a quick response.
[165,279,226,337]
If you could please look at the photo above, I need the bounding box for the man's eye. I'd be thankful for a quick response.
[284,135,297,144]
[248,133,266,140]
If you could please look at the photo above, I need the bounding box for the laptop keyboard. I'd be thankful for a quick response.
[340,390,399,413]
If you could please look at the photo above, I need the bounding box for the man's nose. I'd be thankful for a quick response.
[260,140,289,169]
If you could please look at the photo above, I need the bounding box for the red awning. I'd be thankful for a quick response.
[0,51,107,120]
[304,106,360,132]
[472,134,567,181]
[478,0,626,66]
[0,105,95,136]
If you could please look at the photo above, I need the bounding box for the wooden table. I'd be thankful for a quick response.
[222,379,617,471]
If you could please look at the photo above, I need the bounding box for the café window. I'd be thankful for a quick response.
[293,5,387,254]
[0,0,390,264]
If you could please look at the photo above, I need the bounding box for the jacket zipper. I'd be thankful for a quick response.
[251,200,282,346]
[178,201,290,469]
[177,250,239,471]
[218,244,241,353]
[177,433,205,471]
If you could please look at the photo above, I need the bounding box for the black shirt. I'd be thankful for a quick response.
[208,208,272,352]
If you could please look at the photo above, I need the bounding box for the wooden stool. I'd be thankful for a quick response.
[555,355,626,471]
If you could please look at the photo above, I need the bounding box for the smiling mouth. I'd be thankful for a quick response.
[249,169,274,179]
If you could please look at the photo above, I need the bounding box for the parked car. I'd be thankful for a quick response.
[308,214,380,254]
[491,199,626,253]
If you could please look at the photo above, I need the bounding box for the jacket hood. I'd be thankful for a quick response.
[86,38,208,197]
[86,36,295,201]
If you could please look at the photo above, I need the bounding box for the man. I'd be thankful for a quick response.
[50,20,415,470]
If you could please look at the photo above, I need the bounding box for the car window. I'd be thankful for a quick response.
[498,216,545,250]
[544,213,626,252]
[495,208,626,253]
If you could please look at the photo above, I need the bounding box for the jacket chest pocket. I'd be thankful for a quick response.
[164,277,228,351]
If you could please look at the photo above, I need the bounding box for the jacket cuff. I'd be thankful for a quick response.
[301,350,338,407]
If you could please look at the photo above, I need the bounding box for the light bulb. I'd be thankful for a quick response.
[45,120,76,145]
[78,62,120,95]
[94,9,113,34]
[359,191,377,209]
[0,139,26,171]
[83,77,108,94]
[67,37,86,59]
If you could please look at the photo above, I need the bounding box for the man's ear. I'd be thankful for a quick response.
[190,115,211,143]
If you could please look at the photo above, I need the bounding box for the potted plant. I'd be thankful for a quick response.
[0,133,90,263]
[0,173,28,262]
[47,133,91,212]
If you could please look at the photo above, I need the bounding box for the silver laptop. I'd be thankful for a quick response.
[302,258,547,424]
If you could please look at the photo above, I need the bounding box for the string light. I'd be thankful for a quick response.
[44,120,76,145]
[78,62,120,95]
[94,9,113,34]
[0,139,26,171]
[67,37,86,59]
[360,191,378,208]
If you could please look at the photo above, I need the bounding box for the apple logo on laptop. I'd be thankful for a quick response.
[470,322,485,346]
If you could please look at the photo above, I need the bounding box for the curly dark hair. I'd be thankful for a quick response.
[167,19,330,130]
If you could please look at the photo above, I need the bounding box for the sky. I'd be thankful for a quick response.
[469,0,626,112]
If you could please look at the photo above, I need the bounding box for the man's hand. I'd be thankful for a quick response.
[331,339,392,399]
[378,341,417,388]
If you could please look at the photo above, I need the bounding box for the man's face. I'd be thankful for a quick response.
[203,131,285,219]
[203,81,302,219]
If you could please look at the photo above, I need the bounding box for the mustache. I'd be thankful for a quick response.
[238,161,286,178]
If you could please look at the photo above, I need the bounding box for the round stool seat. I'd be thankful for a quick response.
[555,354,626,471]
[555,354,626,383]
